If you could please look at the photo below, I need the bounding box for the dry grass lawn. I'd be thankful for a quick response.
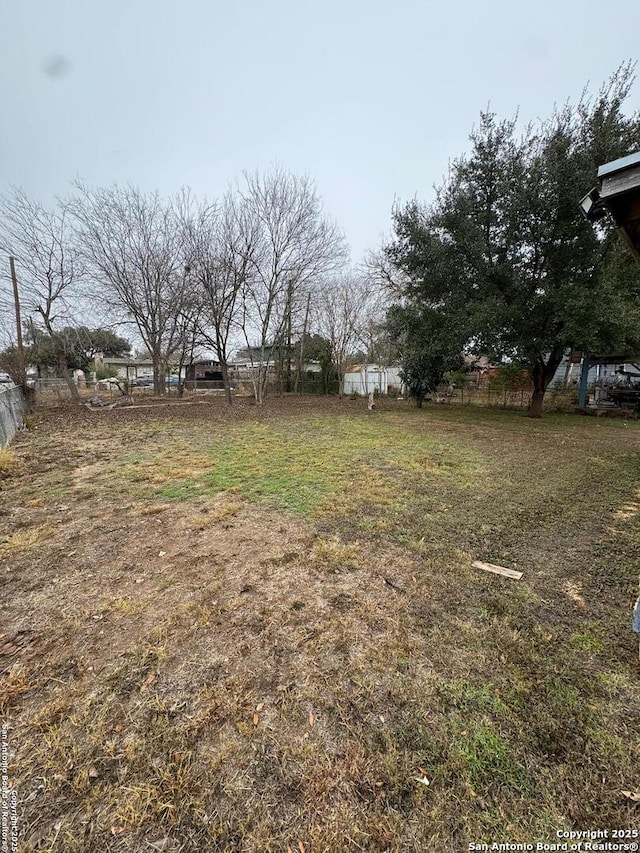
[1,395,639,852]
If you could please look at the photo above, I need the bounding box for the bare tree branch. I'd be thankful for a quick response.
[0,188,83,400]
[235,166,347,403]
[180,191,251,404]
[314,273,379,397]
[70,182,190,396]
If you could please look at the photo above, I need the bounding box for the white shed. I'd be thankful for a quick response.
[343,364,404,396]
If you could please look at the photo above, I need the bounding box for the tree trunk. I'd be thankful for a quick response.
[254,365,267,405]
[221,361,233,405]
[526,351,564,418]
[295,292,311,395]
[527,381,545,418]
[58,352,80,403]
[22,384,36,413]
[284,278,294,393]
[153,361,160,396]
[322,365,330,395]
[153,360,166,397]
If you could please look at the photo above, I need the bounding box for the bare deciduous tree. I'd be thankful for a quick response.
[71,183,189,396]
[0,188,83,401]
[315,273,380,398]
[362,245,411,301]
[236,167,347,404]
[171,296,206,398]
[181,193,254,404]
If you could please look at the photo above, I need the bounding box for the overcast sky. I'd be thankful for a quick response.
[1,0,639,266]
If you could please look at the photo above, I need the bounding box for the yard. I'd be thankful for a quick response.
[1,396,639,852]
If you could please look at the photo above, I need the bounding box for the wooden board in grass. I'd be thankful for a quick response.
[472,560,523,580]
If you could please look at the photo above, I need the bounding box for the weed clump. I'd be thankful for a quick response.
[0,447,20,477]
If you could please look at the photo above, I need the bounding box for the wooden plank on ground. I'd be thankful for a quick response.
[472,560,522,580]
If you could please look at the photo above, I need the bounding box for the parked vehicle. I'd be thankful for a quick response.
[135,375,154,387]
[135,374,180,388]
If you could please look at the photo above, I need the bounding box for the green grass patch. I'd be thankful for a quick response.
[119,414,486,522]
[449,718,530,795]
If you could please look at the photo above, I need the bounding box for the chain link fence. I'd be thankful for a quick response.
[28,375,580,413]
[436,379,578,412]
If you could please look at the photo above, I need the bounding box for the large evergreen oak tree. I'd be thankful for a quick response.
[385,67,640,416]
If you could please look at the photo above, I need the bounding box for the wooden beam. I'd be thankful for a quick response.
[472,560,523,580]
[600,164,640,200]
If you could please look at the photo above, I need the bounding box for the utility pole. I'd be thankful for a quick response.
[9,256,26,384]
[285,278,294,393]
[295,290,312,394]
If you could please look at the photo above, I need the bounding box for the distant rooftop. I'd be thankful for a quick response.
[101,356,179,366]
[597,151,640,179]
[101,356,152,364]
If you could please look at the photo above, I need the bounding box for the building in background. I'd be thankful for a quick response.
[343,364,403,396]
